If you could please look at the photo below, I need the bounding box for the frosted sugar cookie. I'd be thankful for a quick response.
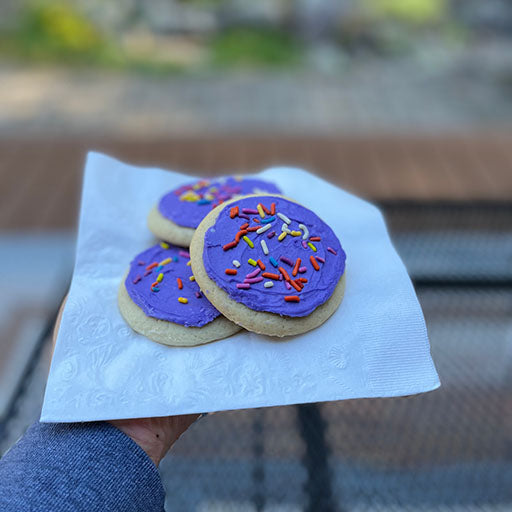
[148,176,281,246]
[119,242,241,346]
[190,194,346,337]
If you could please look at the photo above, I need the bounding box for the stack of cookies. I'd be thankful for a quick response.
[118,175,347,346]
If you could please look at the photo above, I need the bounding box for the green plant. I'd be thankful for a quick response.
[364,0,447,25]
[211,27,302,69]
[2,1,116,64]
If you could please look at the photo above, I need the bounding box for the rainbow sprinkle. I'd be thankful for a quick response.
[243,236,254,248]
[292,258,301,277]
[178,297,188,304]
[277,213,291,224]
[246,268,261,279]
[245,276,263,284]
[280,256,294,267]
[299,224,309,240]
[223,241,237,251]
[248,258,257,266]
[278,266,291,282]
[257,223,272,234]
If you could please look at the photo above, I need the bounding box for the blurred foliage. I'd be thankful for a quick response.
[0,0,461,72]
[177,0,225,5]
[0,1,182,73]
[339,0,454,57]
[365,0,447,24]
[211,27,302,69]
[1,1,115,63]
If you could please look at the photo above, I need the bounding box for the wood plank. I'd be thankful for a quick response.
[0,134,511,230]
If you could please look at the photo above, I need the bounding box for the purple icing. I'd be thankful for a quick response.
[158,176,281,229]
[125,243,220,327]
[203,196,346,317]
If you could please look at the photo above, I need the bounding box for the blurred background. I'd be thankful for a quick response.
[1,1,511,511]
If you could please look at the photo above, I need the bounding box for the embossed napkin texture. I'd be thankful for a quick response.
[41,152,439,421]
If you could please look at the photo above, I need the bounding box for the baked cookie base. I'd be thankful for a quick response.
[147,205,195,247]
[190,194,346,337]
[118,279,242,347]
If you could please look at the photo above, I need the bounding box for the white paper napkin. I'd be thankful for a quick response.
[41,152,439,422]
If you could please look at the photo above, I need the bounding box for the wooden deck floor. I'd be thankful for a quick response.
[1,133,511,230]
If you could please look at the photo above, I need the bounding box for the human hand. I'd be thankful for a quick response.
[52,298,199,466]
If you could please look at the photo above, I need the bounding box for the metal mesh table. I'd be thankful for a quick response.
[1,136,511,511]
[2,200,510,511]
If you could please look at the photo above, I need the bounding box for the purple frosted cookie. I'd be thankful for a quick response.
[190,194,347,337]
[118,242,241,346]
[147,176,281,246]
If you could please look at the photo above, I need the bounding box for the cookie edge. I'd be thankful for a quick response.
[147,204,195,247]
[118,275,242,347]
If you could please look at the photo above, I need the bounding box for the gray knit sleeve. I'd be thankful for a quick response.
[0,422,165,512]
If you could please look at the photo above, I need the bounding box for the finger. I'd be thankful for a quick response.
[52,295,68,354]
